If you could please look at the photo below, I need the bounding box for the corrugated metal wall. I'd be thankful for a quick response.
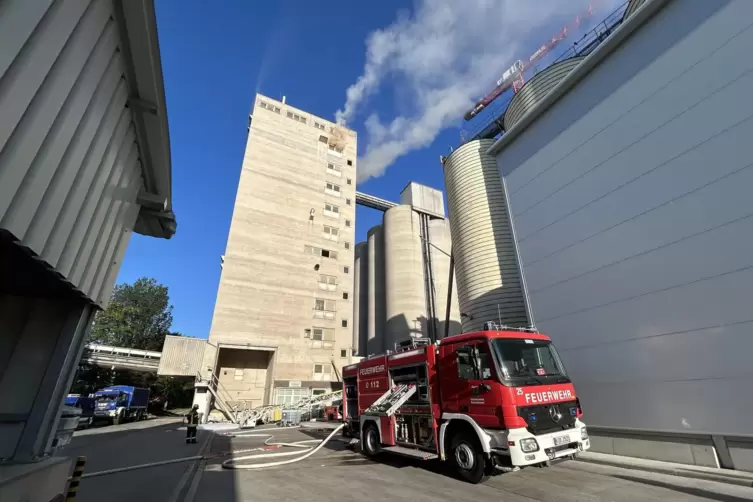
[0,0,145,307]
[493,0,753,466]
[158,335,207,377]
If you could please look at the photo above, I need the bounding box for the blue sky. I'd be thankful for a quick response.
[115,0,621,338]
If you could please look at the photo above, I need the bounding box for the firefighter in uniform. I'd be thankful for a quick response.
[185,404,200,444]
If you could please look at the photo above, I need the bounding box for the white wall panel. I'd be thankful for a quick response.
[0,0,150,307]
[494,0,753,437]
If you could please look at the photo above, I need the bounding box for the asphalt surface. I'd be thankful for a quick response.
[60,420,753,502]
[60,417,211,502]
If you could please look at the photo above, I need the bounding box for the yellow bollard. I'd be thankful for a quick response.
[65,456,87,501]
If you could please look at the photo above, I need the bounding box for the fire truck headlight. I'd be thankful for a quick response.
[520,438,539,453]
[581,427,589,440]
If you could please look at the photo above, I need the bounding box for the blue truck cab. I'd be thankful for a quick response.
[65,394,96,428]
[94,385,150,425]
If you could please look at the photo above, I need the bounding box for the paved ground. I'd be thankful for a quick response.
[61,421,753,502]
[61,418,211,502]
[195,425,753,502]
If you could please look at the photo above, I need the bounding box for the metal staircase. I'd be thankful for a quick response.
[365,384,416,416]
[198,369,344,427]
[197,371,237,423]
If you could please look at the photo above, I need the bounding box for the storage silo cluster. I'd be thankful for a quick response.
[353,183,461,356]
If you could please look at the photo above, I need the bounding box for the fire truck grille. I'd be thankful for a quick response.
[518,400,578,436]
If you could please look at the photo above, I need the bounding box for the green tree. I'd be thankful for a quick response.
[69,362,110,395]
[90,277,174,351]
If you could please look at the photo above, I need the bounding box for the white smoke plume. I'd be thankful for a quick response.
[337,0,619,182]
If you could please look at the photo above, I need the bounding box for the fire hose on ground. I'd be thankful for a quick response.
[71,423,349,481]
[221,423,347,470]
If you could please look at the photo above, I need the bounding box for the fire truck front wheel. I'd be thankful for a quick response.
[362,423,381,457]
[450,432,490,484]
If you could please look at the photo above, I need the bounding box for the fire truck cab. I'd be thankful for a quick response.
[341,325,590,484]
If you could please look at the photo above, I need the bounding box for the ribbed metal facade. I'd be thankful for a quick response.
[157,335,207,377]
[366,225,385,355]
[443,139,528,333]
[384,205,426,350]
[428,219,462,338]
[503,57,584,132]
[492,0,753,470]
[0,0,174,471]
[0,0,173,307]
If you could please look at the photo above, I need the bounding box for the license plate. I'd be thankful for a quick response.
[553,434,570,446]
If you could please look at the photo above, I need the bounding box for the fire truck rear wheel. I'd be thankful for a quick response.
[450,432,490,484]
[363,423,381,457]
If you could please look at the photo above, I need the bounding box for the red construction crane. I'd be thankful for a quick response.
[463,3,597,121]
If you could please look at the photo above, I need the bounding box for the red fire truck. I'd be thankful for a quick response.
[341,325,590,484]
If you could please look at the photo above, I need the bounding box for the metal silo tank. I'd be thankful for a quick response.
[366,225,385,355]
[428,218,462,338]
[384,205,426,350]
[503,57,584,132]
[443,138,529,333]
[353,242,369,357]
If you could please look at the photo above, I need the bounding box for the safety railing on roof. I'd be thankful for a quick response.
[458,1,630,148]
[552,1,629,64]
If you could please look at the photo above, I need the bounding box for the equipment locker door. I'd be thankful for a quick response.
[440,340,501,428]
[438,342,463,413]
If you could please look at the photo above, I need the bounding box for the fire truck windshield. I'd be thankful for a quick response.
[490,339,569,386]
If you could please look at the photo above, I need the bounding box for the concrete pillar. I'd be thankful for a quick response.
[192,383,212,424]
[354,242,369,357]
[384,206,426,350]
[366,225,385,355]
[352,243,363,356]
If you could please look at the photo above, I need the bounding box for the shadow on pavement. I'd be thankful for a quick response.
[611,474,752,502]
[207,430,234,456]
[296,427,470,480]
[59,421,230,502]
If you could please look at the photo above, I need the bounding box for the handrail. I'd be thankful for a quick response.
[197,371,237,422]
[84,343,162,359]
[209,372,237,412]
